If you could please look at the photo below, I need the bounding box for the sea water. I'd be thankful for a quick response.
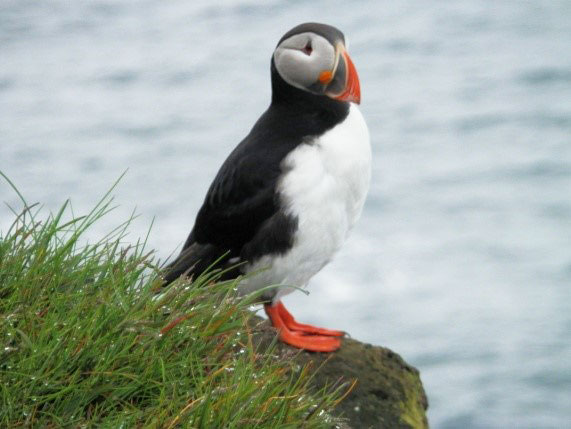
[1,1,570,427]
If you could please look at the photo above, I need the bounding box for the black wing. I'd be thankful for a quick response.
[164,108,300,284]
[185,104,312,253]
[190,147,279,249]
[163,144,280,285]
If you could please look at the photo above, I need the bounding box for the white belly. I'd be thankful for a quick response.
[241,104,371,301]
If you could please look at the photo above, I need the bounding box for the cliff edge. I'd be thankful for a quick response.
[249,316,429,428]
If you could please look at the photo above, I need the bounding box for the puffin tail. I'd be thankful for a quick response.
[161,243,241,287]
[162,243,221,286]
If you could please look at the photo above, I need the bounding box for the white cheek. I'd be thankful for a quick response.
[274,49,317,90]
[273,33,335,92]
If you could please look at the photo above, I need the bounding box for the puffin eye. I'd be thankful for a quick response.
[301,41,313,56]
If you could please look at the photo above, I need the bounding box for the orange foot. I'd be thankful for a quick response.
[275,301,344,337]
[264,301,344,352]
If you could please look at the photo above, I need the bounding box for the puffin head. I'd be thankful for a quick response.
[272,22,361,104]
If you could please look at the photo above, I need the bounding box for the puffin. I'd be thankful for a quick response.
[164,22,371,352]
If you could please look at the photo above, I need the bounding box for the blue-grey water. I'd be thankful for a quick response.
[1,1,570,427]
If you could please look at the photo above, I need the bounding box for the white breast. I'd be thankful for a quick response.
[241,104,371,301]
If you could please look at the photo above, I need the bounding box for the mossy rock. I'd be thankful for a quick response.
[249,316,429,428]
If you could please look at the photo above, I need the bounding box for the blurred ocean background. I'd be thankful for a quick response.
[1,1,570,427]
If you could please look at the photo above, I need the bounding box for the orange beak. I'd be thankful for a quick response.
[321,44,361,104]
[333,50,361,104]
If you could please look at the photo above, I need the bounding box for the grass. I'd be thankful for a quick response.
[0,180,345,428]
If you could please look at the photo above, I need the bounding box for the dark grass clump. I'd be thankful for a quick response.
[0,181,344,427]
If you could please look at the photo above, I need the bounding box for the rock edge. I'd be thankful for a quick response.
[249,316,429,428]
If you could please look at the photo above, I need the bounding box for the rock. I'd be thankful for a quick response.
[249,315,429,428]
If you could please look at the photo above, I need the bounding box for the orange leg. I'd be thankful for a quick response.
[264,302,342,352]
[276,301,344,337]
